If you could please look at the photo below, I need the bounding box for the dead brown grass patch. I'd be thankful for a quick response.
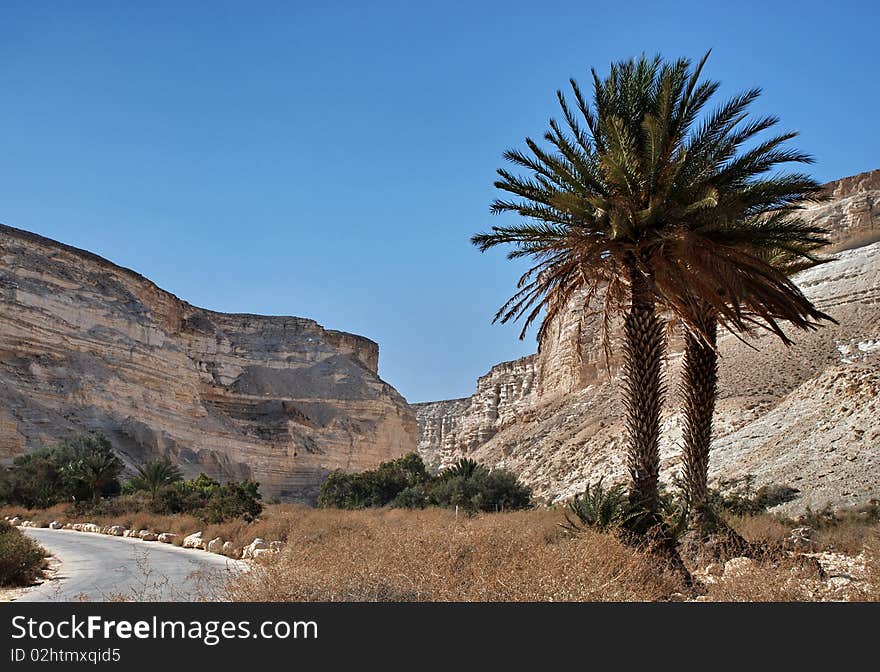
[222,508,686,601]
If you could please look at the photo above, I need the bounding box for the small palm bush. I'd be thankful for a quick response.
[561,479,637,534]
[125,457,183,500]
[435,458,482,481]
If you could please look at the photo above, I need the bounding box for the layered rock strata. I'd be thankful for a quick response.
[0,224,417,502]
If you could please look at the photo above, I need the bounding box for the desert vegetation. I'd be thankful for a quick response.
[0,432,123,508]
[0,519,46,587]
[318,454,531,513]
[0,435,263,526]
[472,52,833,547]
[5,480,878,600]
[218,505,879,602]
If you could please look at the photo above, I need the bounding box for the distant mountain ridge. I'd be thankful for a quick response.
[0,224,417,503]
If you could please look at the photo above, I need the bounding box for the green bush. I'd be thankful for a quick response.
[428,466,532,513]
[0,432,123,508]
[390,484,429,509]
[123,457,183,499]
[318,453,432,509]
[319,454,532,513]
[152,473,263,523]
[561,478,636,534]
[0,520,46,587]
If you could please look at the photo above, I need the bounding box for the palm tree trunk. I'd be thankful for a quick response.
[623,265,665,520]
[680,304,718,531]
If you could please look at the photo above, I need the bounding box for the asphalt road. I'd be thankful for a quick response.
[18,528,244,602]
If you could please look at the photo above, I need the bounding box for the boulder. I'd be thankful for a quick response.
[269,541,284,553]
[182,532,205,550]
[252,548,271,559]
[783,526,817,551]
[63,523,73,529]
[9,517,21,525]
[158,533,177,544]
[207,537,224,554]
[108,525,126,536]
[242,538,267,559]
[693,562,724,585]
[49,521,64,530]
[139,532,158,542]
[221,541,238,557]
[723,556,756,579]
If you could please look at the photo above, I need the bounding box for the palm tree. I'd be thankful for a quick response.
[130,457,183,501]
[437,458,483,481]
[472,52,831,533]
[63,433,124,504]
[673,215,834,532]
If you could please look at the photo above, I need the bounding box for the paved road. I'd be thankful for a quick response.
[18,528,244,602]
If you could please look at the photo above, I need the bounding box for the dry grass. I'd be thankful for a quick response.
[222,508,686,601]
[864,537,880,602]
[702,556,825,602]
[6,501,880,601]
[726,513,791,548]
[728,508,880,554]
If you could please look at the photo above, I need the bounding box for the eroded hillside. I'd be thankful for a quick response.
[0,225,417,502]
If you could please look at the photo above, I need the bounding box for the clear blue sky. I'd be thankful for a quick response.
[1,1,877,402]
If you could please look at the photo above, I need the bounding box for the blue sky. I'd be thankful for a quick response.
[1,1,877,402]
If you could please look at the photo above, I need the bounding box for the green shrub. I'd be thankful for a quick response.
[390,484,429,509]
[151,474,263,523]
[0,520,46,587]
[0,432,123,507]
[318,453,431,509]
[124,457,183,499]
[561,479,637,533]
[429,467,531,513]
[318,453,532,513]
[316,471,373,509]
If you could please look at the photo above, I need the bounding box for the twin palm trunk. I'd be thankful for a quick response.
[622,280,720,533]
[680,305,719,532]
[622,267,665,523]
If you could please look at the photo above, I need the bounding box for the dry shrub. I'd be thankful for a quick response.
[727,513,790,547]
[862,535,880,602]
[222,508,685,602]
[729,511,880,555]
[702,555,824,602]
[812,521,879,554]
[0,520,47,586]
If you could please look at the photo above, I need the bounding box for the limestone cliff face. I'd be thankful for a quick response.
[413,355,536,471]
[417,169,880,512]
[0,225,417,502]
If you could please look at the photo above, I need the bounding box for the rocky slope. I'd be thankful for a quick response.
[416,170,880,512]
[0,225,417,503]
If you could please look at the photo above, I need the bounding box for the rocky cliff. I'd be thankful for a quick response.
[0,225,417,502]
[416,169,880,512]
